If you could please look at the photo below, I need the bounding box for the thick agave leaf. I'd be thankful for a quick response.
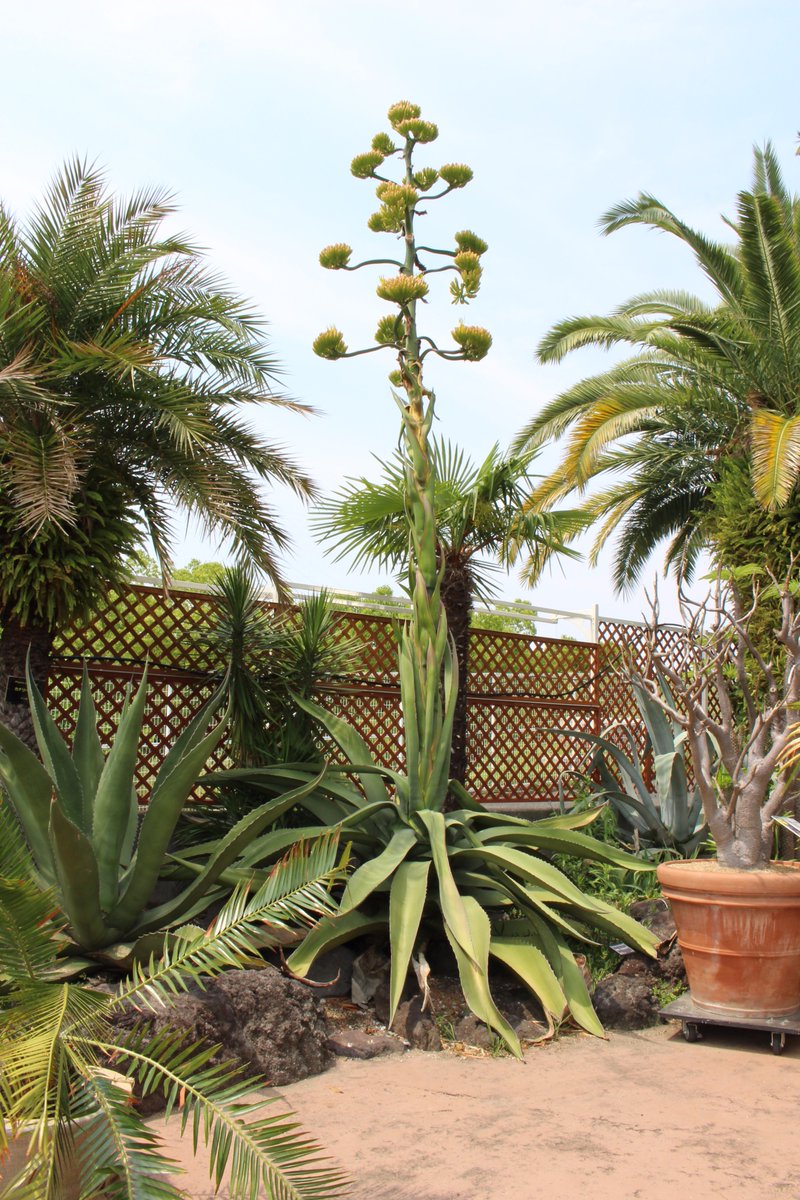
[27,664,85,832]
[473,821,657,871]
[653,749,691,839]
[71,666,105,830]
[48,802,112,950]
[293,693,391,811]
[92,669,150,912]
[339,827,417,915]
[443,896,521,1057]
[134,771,332,936]
[109,699,229,933]
[388,859,430,1023]
[0,722,56,883]
[418,810,478,966]
[489,935,566,1020]
[286,910,388,977]
[527,913,604,1037]
[631,677,681,758]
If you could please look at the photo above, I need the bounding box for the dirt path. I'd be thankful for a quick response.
[158,1023,800,1200]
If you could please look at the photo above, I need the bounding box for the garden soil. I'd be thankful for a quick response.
[154,1022,800,1199]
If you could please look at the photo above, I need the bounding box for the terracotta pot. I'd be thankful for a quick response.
[657,859,800,1016]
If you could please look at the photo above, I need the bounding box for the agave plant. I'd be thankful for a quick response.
[266,100,660,1055]
[558,674,709,857]
[195,698,660,1059]
[0,809,349,1200]
[0,664,327,961]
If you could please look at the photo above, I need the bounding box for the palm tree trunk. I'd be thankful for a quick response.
[440,555,473,792]
[0,615,53,752]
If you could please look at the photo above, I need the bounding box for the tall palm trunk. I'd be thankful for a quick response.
[440,556,474,789]
[0,615,53,752]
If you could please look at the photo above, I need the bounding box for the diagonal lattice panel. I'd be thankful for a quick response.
[465,695,601,805]
[469,629,598,702]
[46,665,231,799]
[43,582,690,807]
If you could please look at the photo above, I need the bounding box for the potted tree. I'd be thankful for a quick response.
[640,573,800,1015]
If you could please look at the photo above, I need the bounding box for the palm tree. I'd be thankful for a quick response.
[0,159,315,737]
[514,142,800,591]
[312,440,588,783]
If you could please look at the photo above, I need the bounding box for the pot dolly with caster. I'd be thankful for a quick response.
[659,994,800,1054]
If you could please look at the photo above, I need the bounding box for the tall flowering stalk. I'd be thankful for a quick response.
[313,100,491,808]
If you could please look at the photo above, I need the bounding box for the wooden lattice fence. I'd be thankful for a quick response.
[46,582,683,807]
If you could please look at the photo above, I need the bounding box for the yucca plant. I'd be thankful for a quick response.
[198,568,363,770]
[0,664,328,962]
[556,674,710,857]
[0,808,349,1200]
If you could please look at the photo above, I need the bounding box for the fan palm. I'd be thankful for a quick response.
[312,440,589,783]
[514,142,800,591]
[0,159,315,736]
[0,805,349,1200]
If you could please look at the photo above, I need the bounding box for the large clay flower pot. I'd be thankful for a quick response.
[657,859,800,1016]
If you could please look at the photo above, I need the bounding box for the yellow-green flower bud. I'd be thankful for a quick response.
[454,250,481,274]
[368,208,402,233]
[351,151,385,179]
[413,168,439,192]
[389,183,419,209]
[387,100,422,127]
[455,230,488,255]
[451,323,492,360]
[438,163,474,189]
[319,243,353,270]
[313,327,349,359]
[377,274,429,305]
[375,314,404,345]
[372,132,396,155]
[388,369,404,387]
[450,271,481,305]
[394,118,439,143]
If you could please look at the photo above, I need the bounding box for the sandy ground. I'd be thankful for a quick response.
[156,1022,800,1200]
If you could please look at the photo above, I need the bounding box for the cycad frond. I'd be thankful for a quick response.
[98,1025,348,1200]
[117,836,344,1012]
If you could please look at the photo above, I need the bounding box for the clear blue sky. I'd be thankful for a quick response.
[4,1,798,627]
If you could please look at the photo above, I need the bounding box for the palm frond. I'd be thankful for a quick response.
[117,837,344,1011]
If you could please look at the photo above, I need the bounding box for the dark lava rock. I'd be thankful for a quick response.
[514,1018,551,1043]
[305,946,355,997]
[657,941,687,983]
[351,946,391,1006]
[629,898,678,947]
[373,974,416,1026]
[391,996,443,1051]
[111,966,333,1112]
[326,1029,405,1059]
[453,1014,494,1049]
[593,974,659,1030]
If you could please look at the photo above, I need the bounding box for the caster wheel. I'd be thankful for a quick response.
[682,1022,702,1043]
[770,1032,786,1055]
